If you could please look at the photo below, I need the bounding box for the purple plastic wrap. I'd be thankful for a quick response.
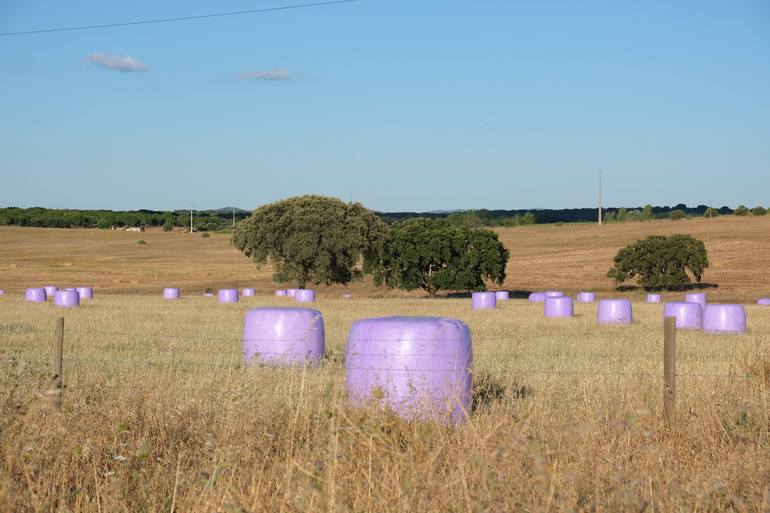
[684,292,706,308]
[345,316,472,424]
[471,292,497,310]
[597,299,633,325]
[528,292,546,303]
[647,294,662,303]
[243,307,325,366]
[287,289,299,298]
[342,293,353,299]
[703,304,747,334]
[242,288,256,297]
[544,296,573,317]
[663,302,703,330]
[757,298,770,306]
[218,289,239,303]
[577,292,596,303]
[545,291,564,298]
[275,290,288,297]
[163,288,180,300]
[54,289,80,308]
[76,287,93,300]
[25,288,47,302]
[295,289,316,302]
[0,289,5,296]
[44,285,58,299]
[495,290,510,300]
[203,292,214,297]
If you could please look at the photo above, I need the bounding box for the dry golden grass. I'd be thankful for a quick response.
[1,294,768,512]
[2,215,770,301]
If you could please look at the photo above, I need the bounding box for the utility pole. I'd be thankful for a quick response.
[232,207,235,228]
[598,170,603,226]
[190,204,194,233]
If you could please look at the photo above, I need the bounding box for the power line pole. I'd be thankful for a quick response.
[598,170,603,226]
[232,207,235,228]
[190,204,194,233]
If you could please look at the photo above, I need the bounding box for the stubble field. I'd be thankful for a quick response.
[1,217,769,511]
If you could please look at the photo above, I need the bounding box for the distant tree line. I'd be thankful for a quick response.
[1,203,767,231]
[0,207,249,231]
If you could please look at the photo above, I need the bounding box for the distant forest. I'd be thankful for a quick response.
[0,204,748,231]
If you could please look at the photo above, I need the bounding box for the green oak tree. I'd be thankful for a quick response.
[607,234,709,290]
[371,218,509,298]
[232,195,387,288]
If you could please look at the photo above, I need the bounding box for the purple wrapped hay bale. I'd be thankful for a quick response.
[545,291,564,298]
[703,304,747,334]
[25,288,47,303]
[495,290,510,300]
[544,296,573,317]
[163,287,180,300]
[597,299,633,325]
[684,292,706,308]
[345,316,472,424]
[757,297,770,306]
[76,287,93,300]
[577,292,596,303]
[243,307,325,366]
[471,292,496,310]
[218,289,239,304]
[242,288,256,297]
[0,289,5,296]
[528,292,546,303]
[43,285,58,299]
[663,302,703,330]
[295,289,316,303]
[275,290,288,297]
[287,288,299,298]
[647,294,662,303]
[54,289,79,308]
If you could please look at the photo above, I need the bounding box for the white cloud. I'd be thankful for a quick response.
[237,68,294,81]
[85,53,147,72]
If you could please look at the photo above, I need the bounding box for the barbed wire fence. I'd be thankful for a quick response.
[1,317,768,427]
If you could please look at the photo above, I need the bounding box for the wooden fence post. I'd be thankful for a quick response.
[663,316,676,426]
[44,317,64,410]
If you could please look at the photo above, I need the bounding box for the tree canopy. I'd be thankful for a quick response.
[370,218,509,297]
[231,195,387,287]
[607,234,709,290]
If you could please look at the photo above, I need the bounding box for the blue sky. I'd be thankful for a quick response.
[1,0,769,212]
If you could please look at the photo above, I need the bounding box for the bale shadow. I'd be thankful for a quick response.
[614,283,719,292]
[472,372,532,413]
[444,289,532,299]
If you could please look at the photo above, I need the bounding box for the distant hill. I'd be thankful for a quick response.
[214,207,250,214]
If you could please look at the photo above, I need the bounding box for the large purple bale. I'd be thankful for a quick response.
[757,298,770,306]
[76,287,93,300]
[471,292,496,310]
[684,292,706,308]
[597,299,633,325]
[44,285,58,298]
[545,291,564,298]
[577,292,596,303]
[345,316,472,424]
[703,304,747,334]
[54,289,80,308]
[495,290,510,300]
[647,294,662,303]
[663,302,703,330]
[242,288,256,297]
[243,307,324,366]
[25,288,47,302]
[275,290,288,297]
[286,288,299,298]
[528,292,546,303]
[295,289,316,302]
[163,287,180,300]
[545,296,573,317]
[218,288,239,303]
